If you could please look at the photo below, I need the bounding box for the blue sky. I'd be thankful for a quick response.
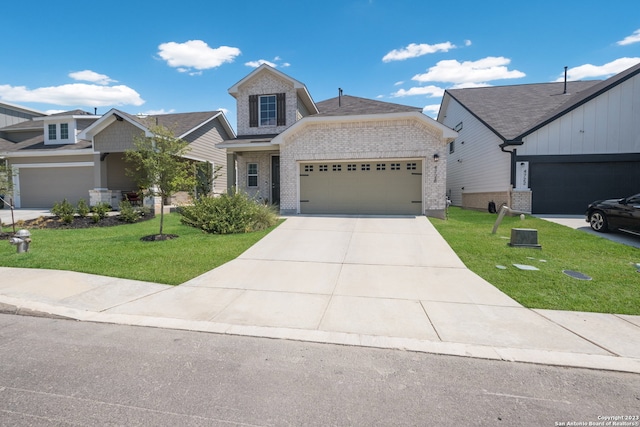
[2,0,639,130]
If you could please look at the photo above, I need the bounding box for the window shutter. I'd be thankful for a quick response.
[276,93,286,126]
[249,95,258,127]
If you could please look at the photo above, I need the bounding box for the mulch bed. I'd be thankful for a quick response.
[0,213,159,240]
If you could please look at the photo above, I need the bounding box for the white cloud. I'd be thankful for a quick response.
[422,104,441,118]
[217,107,229,115]
[157,40,241,71]
[138,108,176,116]
[464,40,472,47]
[391,85,445,98]
[245,59,277,68]
[382,42,455,62]
[0,83,145,107]
[245,56,290,68]
[412,57,525,84]
[556,57,640,81]
[69,70,116,85]
[617,29,640,46]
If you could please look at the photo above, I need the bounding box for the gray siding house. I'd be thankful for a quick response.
[0,108,234,209]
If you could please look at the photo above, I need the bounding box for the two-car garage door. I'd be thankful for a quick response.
[18,166,94,208]
[299,160,423,215]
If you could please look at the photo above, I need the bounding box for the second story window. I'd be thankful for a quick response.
[48,124,57,140]
[249,93,286,128]
[60,123,69,139]
[260,95,277,126]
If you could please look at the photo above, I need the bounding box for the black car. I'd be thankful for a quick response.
[586,193,640,235]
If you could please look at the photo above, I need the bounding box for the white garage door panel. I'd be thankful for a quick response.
[300,161,422,215]
[19,167,94,208]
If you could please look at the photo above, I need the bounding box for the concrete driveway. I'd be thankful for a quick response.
[537,215,640,249]
[103,215,619,358]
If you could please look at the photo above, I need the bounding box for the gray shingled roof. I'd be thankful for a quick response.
[122,111,222,138]
[519,61,640,138]
[0,134,92,152]
[445,80,601,141]
[316,95,422,116]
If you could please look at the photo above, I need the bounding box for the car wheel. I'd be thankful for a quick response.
[589,210,609,232]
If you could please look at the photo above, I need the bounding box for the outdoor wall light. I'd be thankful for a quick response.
[433,153,440,162]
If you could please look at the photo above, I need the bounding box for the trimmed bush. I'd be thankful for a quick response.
[179,192,278,234]
[91,202,111,222]
[76,199,90,218]
[118,200,141,223]
[51,199,75,224]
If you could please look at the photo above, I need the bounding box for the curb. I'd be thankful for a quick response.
[2,296,639,375]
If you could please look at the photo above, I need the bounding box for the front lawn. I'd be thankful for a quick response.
[429,207,640,315]
[0,213,280,285]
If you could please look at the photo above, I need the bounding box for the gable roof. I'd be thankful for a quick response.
[442,80,600,142]
[518,61,640,139]
[0,101,46,117]
[80,109,235,141]
[441,62,640,142]
[316,95,422,116]
[228,64,318,115]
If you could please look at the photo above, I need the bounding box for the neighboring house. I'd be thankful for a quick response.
[0,101,46,128]
[0,107,234,209]
[219,64,457,217]
[438,62,640,214]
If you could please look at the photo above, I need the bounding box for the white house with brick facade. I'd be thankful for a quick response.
[219,64,457,218]
[438,62,640,214]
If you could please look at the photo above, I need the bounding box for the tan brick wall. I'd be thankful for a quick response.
[511,190,532,213]
[278,117,448,215]
[462,191,510,212]
[461,189,532,213]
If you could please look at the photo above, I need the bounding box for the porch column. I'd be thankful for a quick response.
[226,152,236,194]
[93,152,108,189]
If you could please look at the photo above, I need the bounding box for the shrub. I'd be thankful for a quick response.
[179,191,278,234]
[118,200,141,223]
[91,202,110,222]
[76,199,90,218]
[51,199,75,224]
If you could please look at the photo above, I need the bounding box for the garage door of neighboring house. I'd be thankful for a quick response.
[19,167,94,208]
[299,160,423,215]
[530,160,640,214]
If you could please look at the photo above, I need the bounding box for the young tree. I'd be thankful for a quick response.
[125,125,196,238]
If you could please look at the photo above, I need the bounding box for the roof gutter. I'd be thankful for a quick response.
[500,139,524,188]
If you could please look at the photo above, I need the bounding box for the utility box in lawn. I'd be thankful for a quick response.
[508,228,541,249]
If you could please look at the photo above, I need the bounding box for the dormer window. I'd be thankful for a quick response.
[48,124,57,140]
[44,120,76,144]
[249,93,286,128]
[60,123,69,139]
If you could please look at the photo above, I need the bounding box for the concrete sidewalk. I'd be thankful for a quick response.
[1,215,639,374]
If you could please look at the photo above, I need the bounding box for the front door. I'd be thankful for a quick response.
[271,156,280,205]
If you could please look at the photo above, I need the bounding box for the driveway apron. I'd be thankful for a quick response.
[109,216,610,356]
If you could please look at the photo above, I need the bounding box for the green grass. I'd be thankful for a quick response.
[0,214,281,285]
[429,207,640,315]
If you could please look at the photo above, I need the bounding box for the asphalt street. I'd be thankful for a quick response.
[1,314,638,426]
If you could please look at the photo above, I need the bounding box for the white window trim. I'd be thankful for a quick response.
[259,95,277,127]
[247,163,258,187]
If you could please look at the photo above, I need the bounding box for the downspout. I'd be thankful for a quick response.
[499,139,524,188]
